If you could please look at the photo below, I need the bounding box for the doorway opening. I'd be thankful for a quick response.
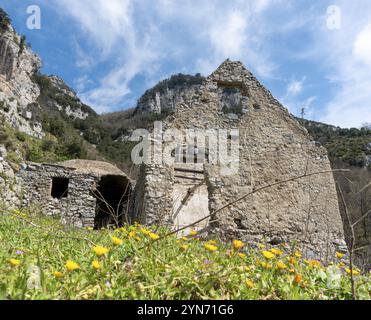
[93,175,130,229]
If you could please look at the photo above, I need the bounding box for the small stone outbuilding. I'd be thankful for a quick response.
[17,159,132,229]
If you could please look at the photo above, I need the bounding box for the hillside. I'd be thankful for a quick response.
[300,119,371,168]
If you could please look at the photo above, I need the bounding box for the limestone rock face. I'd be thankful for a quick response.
[0,25,43,138]
[47,75,92,120]
[135,60,345,262]
[137,74,204,114]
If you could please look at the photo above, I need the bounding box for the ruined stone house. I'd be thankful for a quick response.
[17,159,132,229]
[12,59,346,263]
[133,60,346,262]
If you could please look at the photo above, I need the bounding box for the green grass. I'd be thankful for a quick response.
[0,208,370,300]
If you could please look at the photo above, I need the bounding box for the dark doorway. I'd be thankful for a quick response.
[93,175,130,229]
[51,177,69,199]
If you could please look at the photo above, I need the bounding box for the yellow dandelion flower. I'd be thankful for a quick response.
[208,240,217,245]
[181,237,189,241]
[141,228,151,235]
[288,256,296,265]
[245,266,251,272]
[148,232,160,240]
[128,230,136,239]
[232,240,245,250]
[53,271,64,278]
[87,227,93,231]
[306,259,321,268]
[92,260,101,270]
[112,236,124,246]
[135,236,141,241]
[189,229,198,236]
[345,268,360,276]
[277,261,287,270]
[65,260,80,272]
[336,252,345,259]
[338,262,345,268]
[270,248,283,256]
[259,243,266,249]
[9,258,21,267]
[262,250,275,259]
[93,246,109,257]
[293,274,302,284]
[289,268,295,273]
[238,253,247,259]
[245,279,255,288]
[180,244,189,251]
[204,243,218,252]
[294,251,302,258]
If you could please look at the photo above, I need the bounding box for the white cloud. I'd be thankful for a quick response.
[52,0,285,112]
[208,11,247,58]
[51,0,370,125]
[317,1,371,127]
[55,0,162,113]
[287,78,305,96]
[56,0,134,56]
[353,23,371,67]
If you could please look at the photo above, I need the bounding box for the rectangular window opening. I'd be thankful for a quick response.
[51,177,69,199]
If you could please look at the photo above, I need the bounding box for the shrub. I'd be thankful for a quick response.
[0,100,10,112]
[18,35,26,55]
[0,8,11,32]
[15,131,26,142]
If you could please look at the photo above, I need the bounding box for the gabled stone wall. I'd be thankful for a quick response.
[134,60,346,263]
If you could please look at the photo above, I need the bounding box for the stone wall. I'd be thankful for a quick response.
[0,145,21,209]
[134,60,346,263]
[133,164,173,226]
[17,163,97,227]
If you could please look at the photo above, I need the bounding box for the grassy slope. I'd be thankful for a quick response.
[0,208,370,300]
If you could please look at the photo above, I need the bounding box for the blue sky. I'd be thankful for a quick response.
[1,0,371,128]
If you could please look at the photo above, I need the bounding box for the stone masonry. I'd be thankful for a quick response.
[17,160,132,229]
[133,60,346,262]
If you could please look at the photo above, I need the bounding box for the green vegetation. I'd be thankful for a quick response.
[302,119,371,168]
[0,8,11,32]
[0,100,10,113]
[0,208,370,300]
[0,121,76,164]
[29,73,102,162]
[18,35,26,56]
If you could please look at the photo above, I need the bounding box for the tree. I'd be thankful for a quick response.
[19,35,26,55]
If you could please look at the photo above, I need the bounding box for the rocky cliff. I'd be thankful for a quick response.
[0,24,42,138]
[137,73,204,113]
[0,14,96,141]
